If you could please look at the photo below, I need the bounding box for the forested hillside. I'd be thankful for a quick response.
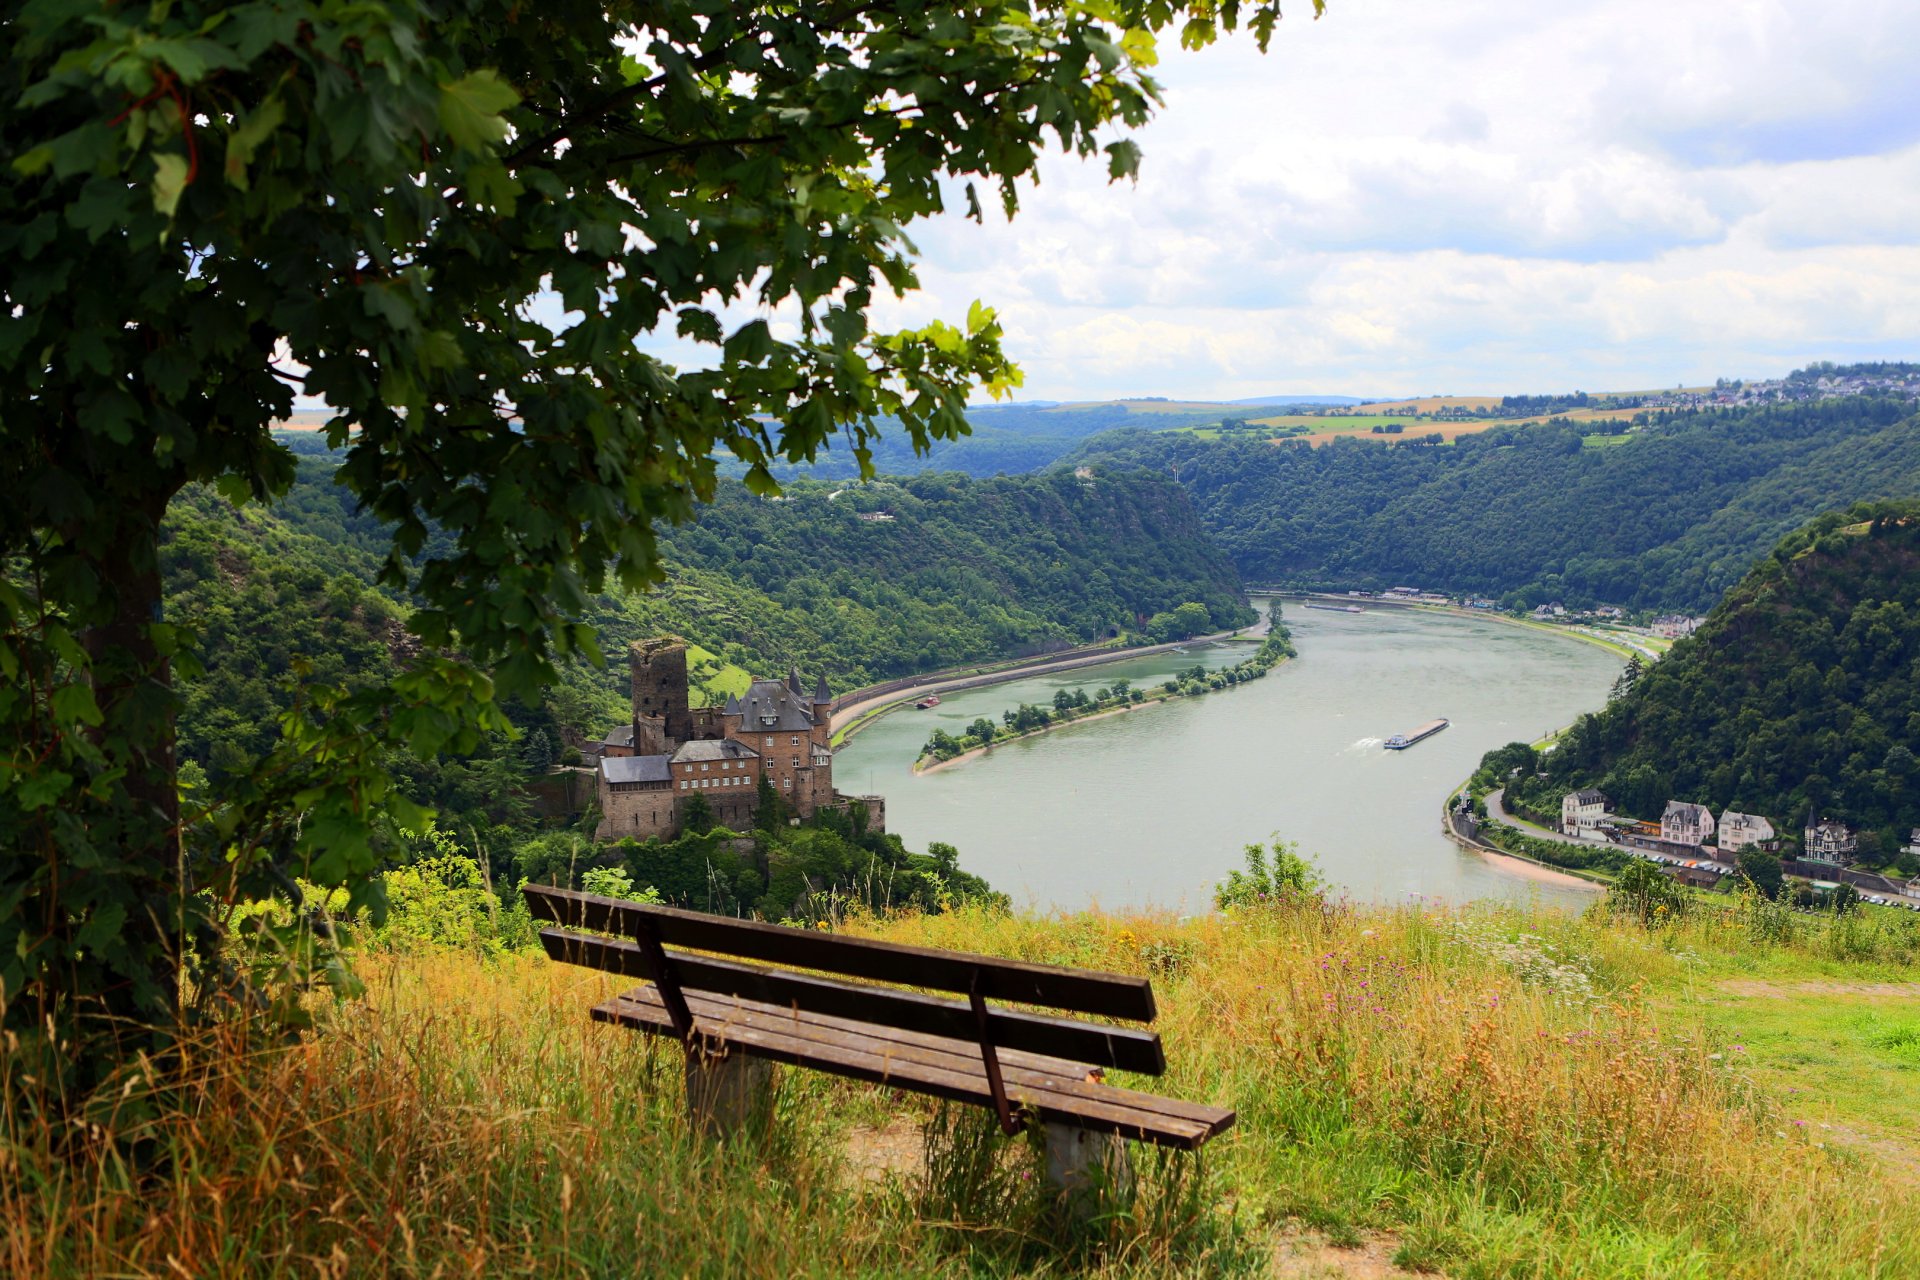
[1500,501,1920,870]
[1072,398,1920,611]
[167,445,1251,777]
[756,397,1350,480]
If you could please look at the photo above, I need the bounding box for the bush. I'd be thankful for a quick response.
[1214,837,1324,910]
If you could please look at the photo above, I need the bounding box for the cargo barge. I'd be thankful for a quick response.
[1384,718,1449,750]
[1305,603,1364,614]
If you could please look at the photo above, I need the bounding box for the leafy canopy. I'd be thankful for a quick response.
[1,0,1316,1082]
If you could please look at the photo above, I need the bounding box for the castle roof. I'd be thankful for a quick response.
[787,665,804,696]
[813,674,832,704]
[601,754,671,784]
[671,738,760,764]
[736,678,821,732]
[602,723,635,748]
[724,693,743,715]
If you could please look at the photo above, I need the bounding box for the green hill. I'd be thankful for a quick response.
[1500,500,1920,868]
[165,450,1251,780]
[1071,397,1920,612]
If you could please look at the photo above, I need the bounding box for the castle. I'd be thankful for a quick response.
[594,637,884,841]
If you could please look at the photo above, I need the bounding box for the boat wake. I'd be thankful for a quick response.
[1350,736,1384,751]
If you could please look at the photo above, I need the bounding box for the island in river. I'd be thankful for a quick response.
[832,602,1625,912]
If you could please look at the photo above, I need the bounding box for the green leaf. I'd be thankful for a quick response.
[50,683,102,728]
[152,153,189,219]
[438,70,519,152]
[224,97,285,191]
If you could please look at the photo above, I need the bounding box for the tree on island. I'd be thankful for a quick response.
[1,1,1315,1096]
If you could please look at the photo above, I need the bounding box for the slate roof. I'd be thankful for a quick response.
[1568,789,1608,805]
[813,674,832,704]
[602,754,671,784]
[1720,811,1775,838]
[735,678,821,732]
[603,723,635,748]
[670,738,761,764]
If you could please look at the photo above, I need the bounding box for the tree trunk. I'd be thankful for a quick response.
[77,488,183,1046]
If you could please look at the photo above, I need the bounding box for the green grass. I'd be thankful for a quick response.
[12,893,1920,1277]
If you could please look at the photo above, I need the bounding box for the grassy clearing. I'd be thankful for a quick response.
[10,891,1920,1277]
[1244,414,1423,431]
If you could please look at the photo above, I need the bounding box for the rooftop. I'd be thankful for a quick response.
[601,754,671,784]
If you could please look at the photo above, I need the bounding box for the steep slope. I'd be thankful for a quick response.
[1072,398,1920,611]
[1506,501,1920,867]
[169,451,1253,769]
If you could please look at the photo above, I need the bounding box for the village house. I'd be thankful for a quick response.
[1716,811,1776,852]
[1803,819,1857,865]
[1661,800,1716,847]
[595,637,884,842]
[1560,789,1612,838]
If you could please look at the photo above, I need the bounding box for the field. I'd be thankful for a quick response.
[11,883,1920,1279]
[1351,395,1506,414]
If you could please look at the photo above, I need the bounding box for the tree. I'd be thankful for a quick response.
[682,793,715,837]
[2,0,1312,1094]
[1737,848,1784,900]
[521,729,555,775]
[967,718,998,745]
[1609,655,1645,702]
[1608,857,1686,927]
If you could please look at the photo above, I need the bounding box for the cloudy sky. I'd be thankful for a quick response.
[867,0,1920,401]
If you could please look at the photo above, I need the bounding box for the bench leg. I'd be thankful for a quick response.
[1040,1122,1134,1224]
[683,1045,773,1141]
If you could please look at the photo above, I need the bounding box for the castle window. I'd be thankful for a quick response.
[765,736,774,748]
[783,778,791,788]
[790,735,799,746]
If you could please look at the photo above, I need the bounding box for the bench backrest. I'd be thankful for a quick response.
[522,884,1165,1077]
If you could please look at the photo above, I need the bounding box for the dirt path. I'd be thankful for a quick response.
[1719,979,1920,998]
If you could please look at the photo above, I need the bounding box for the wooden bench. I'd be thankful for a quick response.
[523,884,1234,1166]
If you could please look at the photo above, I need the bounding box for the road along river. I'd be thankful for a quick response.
[833,602,1626,913]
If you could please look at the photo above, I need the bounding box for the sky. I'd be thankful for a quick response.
[850,0,1920,402]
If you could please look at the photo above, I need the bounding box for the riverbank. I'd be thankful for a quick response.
[912,626,1296,774]
[912,653,1296,774]
[832,624,1264,747]
[1440,788,1606,892]
[915,699,1157,774]
[1272,591,1653,662]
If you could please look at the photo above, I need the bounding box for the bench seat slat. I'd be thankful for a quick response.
[525,885,1155,1021]
[541,928,1166,1076]
[595,986,1235,1150]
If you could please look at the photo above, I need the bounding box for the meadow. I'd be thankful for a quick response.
[6,870,1919,1278]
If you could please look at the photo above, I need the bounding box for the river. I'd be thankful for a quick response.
[834,602,1626,912]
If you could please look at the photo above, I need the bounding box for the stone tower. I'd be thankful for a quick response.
[629,637,692,747]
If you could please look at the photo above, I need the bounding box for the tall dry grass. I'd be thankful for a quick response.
[4,895,1916,1277]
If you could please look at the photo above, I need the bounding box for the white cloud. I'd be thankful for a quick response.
[885,0,1920,400]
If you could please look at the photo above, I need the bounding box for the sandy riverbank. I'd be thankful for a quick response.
[1469,847,1602,892]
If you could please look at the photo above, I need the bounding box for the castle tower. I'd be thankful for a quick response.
[630,637,692,748]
